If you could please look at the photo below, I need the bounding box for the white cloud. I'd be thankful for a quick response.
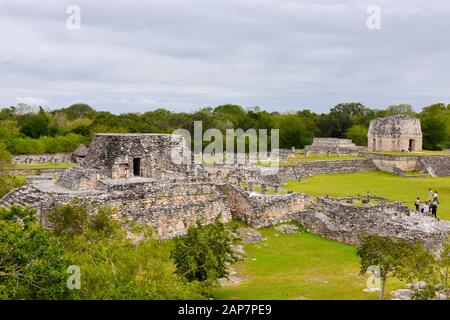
[0,0,449,113]
[15,96,48,107]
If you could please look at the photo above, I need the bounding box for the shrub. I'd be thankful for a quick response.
[0,206,69,299]
[172,216,239,284]
[47,203,89,236]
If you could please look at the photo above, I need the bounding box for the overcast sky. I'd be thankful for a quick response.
[1,0,449,114]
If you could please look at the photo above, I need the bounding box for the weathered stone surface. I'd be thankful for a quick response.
[274,224,302,234]
[0,177,232,238]
[236,228,265,244]
[304,138,360,155]
[276,159,377,182]
[298,197,450,250]
[218,184,312,228]
[368,115,422,152]
[12,153,72,164]
[391,289,412,300]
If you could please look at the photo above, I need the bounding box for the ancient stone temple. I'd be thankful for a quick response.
[0,133,312,238]
[368,115,422,152]
[57,134,191,191]
[304,138,359,155]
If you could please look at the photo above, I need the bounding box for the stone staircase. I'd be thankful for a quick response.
[419,156,450,177]
[56,167,98,190]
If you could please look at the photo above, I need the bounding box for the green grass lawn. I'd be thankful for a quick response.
[212,227,403,300]
[284,171,450,220]
[4,162,77,170]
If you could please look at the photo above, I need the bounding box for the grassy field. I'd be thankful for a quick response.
[284,171,450,220]
[213,226,403,300]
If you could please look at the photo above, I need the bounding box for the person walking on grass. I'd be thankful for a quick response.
[422,201,430,214]
[433,190,439,204]
[428,188,434,201]
[415,197,421,213]
[431,201,439,220]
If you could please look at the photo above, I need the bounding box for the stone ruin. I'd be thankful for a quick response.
[0,133,311,238]
[299,197,450,250]
[1,133,449,247]
[304,138,360,156]
[368,115,423,152]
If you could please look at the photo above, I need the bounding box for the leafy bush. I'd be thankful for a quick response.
[47,202,89,236]
[172,217,239,283]
[8,134,88,154]
[0,206,70,299]
[0,174,26,198]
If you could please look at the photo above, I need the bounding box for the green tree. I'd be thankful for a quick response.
[172,217,239,283]
[0,206,69,299]
[356,235,411,300]
[19,107,50,139]
[58,205,206,299]
[318,103,371,138]
[47,202,89,236]
[396,238,450,299]
[345,124,369,146]
[419,103,450,150]
[384,104,415,116]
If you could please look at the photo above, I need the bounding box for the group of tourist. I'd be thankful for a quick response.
[415,188,440,220]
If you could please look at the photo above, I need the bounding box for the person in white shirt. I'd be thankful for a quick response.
[422,201,430,214]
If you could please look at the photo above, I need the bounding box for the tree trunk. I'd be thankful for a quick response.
[380,277,386,300]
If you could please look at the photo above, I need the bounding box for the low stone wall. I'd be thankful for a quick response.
[12,153,73,164]
[418,156,450,177]
[298,197,450,250]
[2,168,67,176]
[276,158,377,182]
[217,184,312,227]
[362,152,419,173]
[0,178,232,238]
[362,152,450,176]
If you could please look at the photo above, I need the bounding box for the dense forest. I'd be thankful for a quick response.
[0,102,449,158]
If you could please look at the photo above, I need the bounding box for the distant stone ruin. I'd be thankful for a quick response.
[304,138,359,156]
[368,115,423,152]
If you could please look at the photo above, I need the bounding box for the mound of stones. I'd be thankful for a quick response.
[274,224,303,234]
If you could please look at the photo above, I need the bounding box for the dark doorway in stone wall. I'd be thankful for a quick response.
[409,139,416,151]
[133,158,141,176]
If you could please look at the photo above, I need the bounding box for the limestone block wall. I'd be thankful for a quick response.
[368,115,423,152]
[365,153,419,173]
[83,134,190,179]
[417,156,450,177]
[12,153,73,164]
[298,197,450,250]
[0,179,232,238]
[217,184,312,227]
[2,168,68,176]
[368,136,423,152]
[363,153,450,176]
[276,158,377,182]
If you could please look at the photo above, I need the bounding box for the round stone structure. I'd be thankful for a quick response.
[368,115,422,152]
